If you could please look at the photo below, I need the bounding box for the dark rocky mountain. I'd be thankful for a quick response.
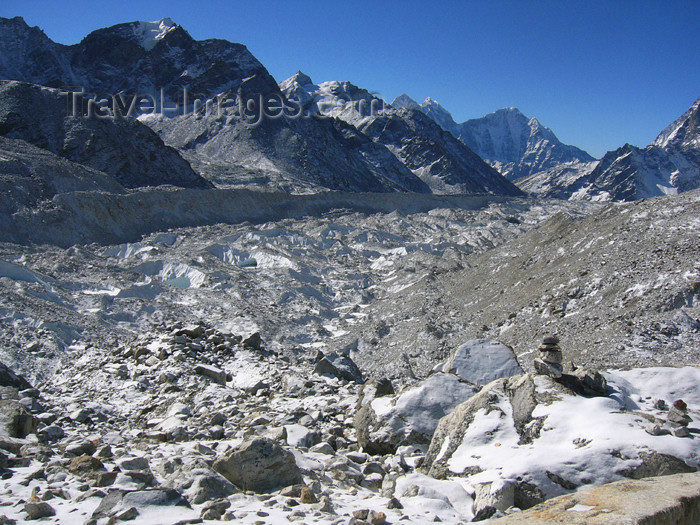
[0,16,277,98]
[0,80,209,189]
[281,73,523,195]
[0,135,126,215]
[393,94,595,180]
[517,96,700,201]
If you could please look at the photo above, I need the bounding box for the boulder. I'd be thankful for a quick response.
[354,373,478,455]
[0,399,38,438]
[194,364,227,385]
[567,368,608,396]
[24,502,55,520]
[620,451,696,479]
[314,352,363,383]
[0,362,32,390]
[91,489,187,520]
[533,359,563,379]
[423,374,551,477]
[242,332,264,350]
[441,340,524,385]
[487,472,700,524]
[212,437,302,493]
[356,378,394,408]
[185,471,236,504]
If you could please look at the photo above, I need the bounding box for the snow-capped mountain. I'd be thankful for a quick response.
[518,96,700,201]
[393,95,595,180]
[0,18,522,196]
[0,16,278,98]
[281,73,523,195]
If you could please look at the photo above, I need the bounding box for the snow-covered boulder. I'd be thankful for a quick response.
[423,367,700,503]
[441,339,523,385]
[354,373,478,455]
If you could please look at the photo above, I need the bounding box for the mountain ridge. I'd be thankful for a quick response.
[392,94,595,180]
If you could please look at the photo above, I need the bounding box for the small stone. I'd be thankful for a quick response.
[300,486,317,504]
[673,399,687,411]
[542,335,560,345]
[24,502,56,520]
[653,399,667,410]
[242,332,264,351]
[673,426,690,438]
[668,407,692,426]
[533,359,562,379]
[117,456,150,471]
[194,364,227,385]
[368,510,387,525]
[68,455,104,474]
[200,508,221,520]
[93,471,118,487]
[115,507,139,521]
[353,509,369,520]
[645,424,664,436]
[540,350,563,364]
[386,497,403,509]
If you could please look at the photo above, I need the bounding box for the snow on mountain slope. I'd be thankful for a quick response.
[653,96,700,150]
[515,161,599,199]
[281,74,523,196]
[132,18,177,51]
[392,95,594,180]
[517,96,700,201]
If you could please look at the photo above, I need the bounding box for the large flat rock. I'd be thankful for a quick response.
[491,472,700,524]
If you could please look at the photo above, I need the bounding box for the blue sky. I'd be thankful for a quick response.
[3,0,699,157]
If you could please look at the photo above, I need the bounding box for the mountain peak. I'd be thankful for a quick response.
[653,96,700,150]
[391,94,421,110]
[293,70,313,85]
[131,18,178,50]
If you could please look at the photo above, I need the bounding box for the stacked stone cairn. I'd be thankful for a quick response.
[533,335,563,379]
[668,399,692,438]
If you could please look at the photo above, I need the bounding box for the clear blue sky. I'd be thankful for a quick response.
[3,0,699,158]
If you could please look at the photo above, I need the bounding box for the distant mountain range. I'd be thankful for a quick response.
[517,96,700,201]
[0,15,698,202]
[392,95,595,181]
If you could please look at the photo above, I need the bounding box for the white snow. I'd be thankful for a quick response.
[444,367,700,498]
[133,18,177,51]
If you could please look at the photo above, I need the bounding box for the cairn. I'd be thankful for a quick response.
[668,399,692,438]
[533,335,563,379]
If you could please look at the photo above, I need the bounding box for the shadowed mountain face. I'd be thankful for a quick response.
[0,16,279,98]
[280,73,523,196]
[0,80,209,189]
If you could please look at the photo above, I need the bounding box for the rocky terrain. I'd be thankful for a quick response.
[1,13,700,525]
[335,189,700,379]
[0,188,698,524]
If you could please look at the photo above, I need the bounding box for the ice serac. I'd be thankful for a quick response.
[522,96,700,202]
